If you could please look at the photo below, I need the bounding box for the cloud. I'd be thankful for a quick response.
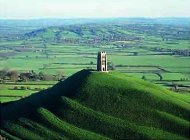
[0,0,189,19]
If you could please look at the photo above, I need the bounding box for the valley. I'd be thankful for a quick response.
[0,18,189,103]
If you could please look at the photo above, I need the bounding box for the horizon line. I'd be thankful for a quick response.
[0,16,190,20]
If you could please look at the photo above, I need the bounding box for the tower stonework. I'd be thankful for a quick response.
[97,51,108,72]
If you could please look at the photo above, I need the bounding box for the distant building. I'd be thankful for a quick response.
[97,51,108,72]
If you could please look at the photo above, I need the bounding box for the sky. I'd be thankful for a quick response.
[0,0,190,19]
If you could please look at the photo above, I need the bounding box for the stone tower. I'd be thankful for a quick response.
[97,51,108,72]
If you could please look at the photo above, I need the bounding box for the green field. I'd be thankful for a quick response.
[0,81,57,103]
[0,19,190,103]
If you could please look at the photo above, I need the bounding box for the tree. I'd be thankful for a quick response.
[20,73,29,82]
[133,52,138,56]
[38,72,54,81]
[108,61,116,70]
[156,73,163,81]
[38,72,45,80]
[90,61,94,65]
[10,70,18,82]
[142,75,147,80]
[0,69,8,81]
[31,70,40,81]
[55,71,65,81]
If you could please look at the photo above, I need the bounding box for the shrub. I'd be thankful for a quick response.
[34,87,42,91]
[90,61,94,65]
[20,86,27,90]
[142,75,147,80]
[13,86,19,90]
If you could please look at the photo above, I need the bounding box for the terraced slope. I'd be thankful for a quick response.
[0,70,190,139]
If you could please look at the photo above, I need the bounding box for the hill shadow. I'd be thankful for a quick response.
[1,69,93,122]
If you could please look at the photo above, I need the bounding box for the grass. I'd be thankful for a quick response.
[38,107,109,140]
[61,96,187,139]
[161,73,188,80]
[1,40,189,76]
[0,89,33,96]
[156,110,190,128]
[3,122,44,140]
[0,129,21,140]
[1,70,189,139]
[1,45,189,91]
[110,55,189,68]
[0,81,55,103]
[125,73,160,80]
[17,118,67,140]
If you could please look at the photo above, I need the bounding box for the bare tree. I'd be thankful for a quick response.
[10,70,18,82]
[56,71,65,81]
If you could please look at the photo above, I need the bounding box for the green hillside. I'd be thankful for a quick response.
[1,69,190,139]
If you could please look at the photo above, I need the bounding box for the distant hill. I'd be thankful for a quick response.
[15,17,188,44]
[0,18,190,37]
[1,18,190,27]
[1,69,190,139]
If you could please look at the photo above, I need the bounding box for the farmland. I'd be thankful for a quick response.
[0,18,190,103]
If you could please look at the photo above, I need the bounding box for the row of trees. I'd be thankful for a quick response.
[0,70,66,83]
[151,47,190,57]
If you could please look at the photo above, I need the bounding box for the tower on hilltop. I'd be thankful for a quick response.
[97,51,108,72]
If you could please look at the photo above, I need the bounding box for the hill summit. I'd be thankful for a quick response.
[1,70,190,139]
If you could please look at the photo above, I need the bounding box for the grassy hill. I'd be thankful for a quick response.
[1,69,190,139]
